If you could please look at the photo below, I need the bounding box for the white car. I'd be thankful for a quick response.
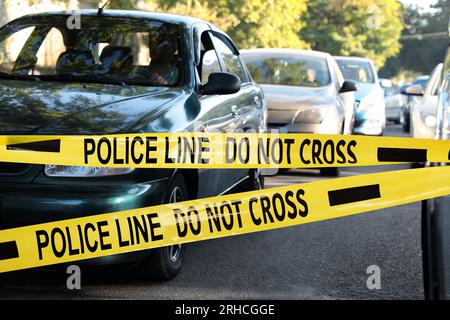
[335,56,386,135]
[409,63,443,139]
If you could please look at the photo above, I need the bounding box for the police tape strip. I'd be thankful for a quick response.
[0,133,449,168]
[0,165,449,273]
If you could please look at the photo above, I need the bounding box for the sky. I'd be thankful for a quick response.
[399,0,438,10]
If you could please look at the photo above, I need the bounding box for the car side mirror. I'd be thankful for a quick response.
[200,72,241,95]
[405,84,424,96]
[380,79,392,88]
[339,80,358,93]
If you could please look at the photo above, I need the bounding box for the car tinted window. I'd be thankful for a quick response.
[242,53,331,87]
[0,26,35,73]
[336,59,375,83]
[0,16,185,87]
[201,47,222,84]
[212,35,246,82]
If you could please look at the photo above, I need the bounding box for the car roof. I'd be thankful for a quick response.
[334,56,374,64]
[240,48,332,59]
[10,9,208,26]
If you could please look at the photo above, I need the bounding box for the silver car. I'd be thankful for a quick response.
[384,84,407,124]
[335,56,386,136]
[409,63,443,139]
[241,49,357,138]
[241,49,357,176]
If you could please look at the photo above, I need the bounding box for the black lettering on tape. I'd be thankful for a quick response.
[377,147,427,162]
[328,184,381,206]
[7,139,61,153]
[0,241,19,260]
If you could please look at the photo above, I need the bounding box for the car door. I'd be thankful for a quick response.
[422,38,450,299]
[194,28,258,196]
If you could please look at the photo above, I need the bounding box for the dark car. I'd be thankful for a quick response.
[0,10,266,280]
[422,27,449,300]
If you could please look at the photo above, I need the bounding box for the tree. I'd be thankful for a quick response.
[156,0,309,50]
[300,0,403,69]
[380,0,449,78]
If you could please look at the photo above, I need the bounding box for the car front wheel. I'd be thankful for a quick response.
[244,169,264,191]
[136,174,187,280]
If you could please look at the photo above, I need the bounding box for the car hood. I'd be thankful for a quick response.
[260,84,334,124]
[0,80,182,134]
[261,84,333,109]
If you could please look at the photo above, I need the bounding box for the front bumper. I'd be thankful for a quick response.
[353,108,385,136]
[0,178,169,265]
[411,109,435,139]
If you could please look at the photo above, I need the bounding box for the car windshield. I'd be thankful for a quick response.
[242,53,331,87]
[0,15,184,86]
[336,59,375,84]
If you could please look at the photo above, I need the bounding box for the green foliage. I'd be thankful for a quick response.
[380,0,450,78]
[156,0,309,50]
[300,0,403,69]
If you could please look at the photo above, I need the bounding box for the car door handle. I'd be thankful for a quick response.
[231,105,239,118]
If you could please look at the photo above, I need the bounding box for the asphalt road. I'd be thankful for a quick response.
[0,124,424,300]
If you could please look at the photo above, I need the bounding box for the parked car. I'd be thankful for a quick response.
[0,10,266,280]
[422,33,450,300]
[335,56,385,136]
[400,75,430,132]
[241,49,357,176]
[384,84,407,124]
[409,64,443,139]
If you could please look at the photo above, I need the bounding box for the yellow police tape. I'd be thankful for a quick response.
[0,166,449,273]
[0,133,449,168]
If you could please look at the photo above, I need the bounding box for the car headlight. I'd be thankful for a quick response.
[420,112,436,128]
[358,98,376,111]
[44,165,134,177]
[293,105,330,124]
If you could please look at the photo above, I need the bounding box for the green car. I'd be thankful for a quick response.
[0,10,266,280]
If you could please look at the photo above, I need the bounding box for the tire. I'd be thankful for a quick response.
[320,167,340,177]
[136,174,187,281]
[403,113,410,132]
[244,169,264,191]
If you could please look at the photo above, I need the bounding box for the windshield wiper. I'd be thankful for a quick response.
[0,71,40,81]
[39,74,129,86]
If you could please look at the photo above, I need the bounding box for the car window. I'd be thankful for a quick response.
[385,87,398,96]
[212,35,246,83]
[201,48,222,84]
[35,27,66,75]
[0,26,35,73]
[0,16,185,87]
[336,59,375,83]
[242,53,331,87]
[426,65,443,96]
[430,75,442,96]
